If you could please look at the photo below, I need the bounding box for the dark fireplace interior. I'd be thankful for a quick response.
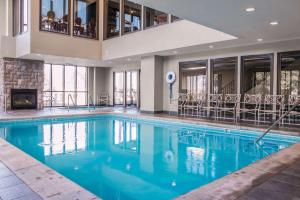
[11,89,37,110]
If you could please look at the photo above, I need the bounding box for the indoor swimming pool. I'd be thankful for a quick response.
[0,115,299,200]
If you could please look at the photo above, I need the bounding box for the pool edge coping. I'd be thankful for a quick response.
[0,138,100,200]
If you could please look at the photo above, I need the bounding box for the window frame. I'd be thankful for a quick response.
[39,0,71,35]
[44,64,88,107]
[123,0,142,35]
[240,53,274,95]
[143,6,169,30]
[72,0,99,40]
[210,57,238,94]
[103,0,121,40]
[13,0,28,36]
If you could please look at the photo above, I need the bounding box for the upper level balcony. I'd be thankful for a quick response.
[0,0,237,62]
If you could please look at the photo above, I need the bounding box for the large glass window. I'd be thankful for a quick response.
[13,0,28,36]
[211,57,237,94]
[105,0,120,39]
[40,0,70,34]
[73,0,98,39]
[114,72,124,105]
[279,51,300,97]
[77,67,88,105]
[126,71,138,106]
[241,54,273,95]
[179,61,208,95]
[144,7,168,28]
[124,0,141,34]
[44,64,88,107]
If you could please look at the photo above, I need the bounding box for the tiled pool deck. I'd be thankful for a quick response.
[0,108,299,200]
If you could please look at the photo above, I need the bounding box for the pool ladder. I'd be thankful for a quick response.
[67,94,76,111]
[88,95,96,111]
[255,100,300,143]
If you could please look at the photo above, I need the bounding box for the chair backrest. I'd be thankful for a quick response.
[186,93,197,104]
[225,94,241,104]
[264,95,285,106]
[244,94,262,105]
[178,93,187,105]
[196,94,207,106]
[208,94,223,103]
[289,95,300,106]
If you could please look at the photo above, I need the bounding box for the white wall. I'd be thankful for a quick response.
[162,39,300,112]
[102,20,236,60]
[0,0,7,36]
[0,0,16,58]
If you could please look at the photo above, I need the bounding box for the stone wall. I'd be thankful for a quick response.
[0,58,44,110]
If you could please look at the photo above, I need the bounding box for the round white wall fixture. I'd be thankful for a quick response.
[166,71,176,84]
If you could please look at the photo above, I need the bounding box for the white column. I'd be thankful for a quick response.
[273,53,278,95]
[140,56,164,113]
[273,53,278,120]
[207,59,211,117]
[93,67,97,103]
[237,56,242,119]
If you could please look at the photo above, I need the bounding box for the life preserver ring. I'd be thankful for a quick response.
[166,71,176,84]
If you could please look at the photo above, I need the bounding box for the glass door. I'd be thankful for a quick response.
[126,71,139,107]
[113,72,124,106]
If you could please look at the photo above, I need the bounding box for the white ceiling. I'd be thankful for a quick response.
[130,0,300,47]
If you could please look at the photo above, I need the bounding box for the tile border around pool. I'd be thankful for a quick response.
[0,138,100,200]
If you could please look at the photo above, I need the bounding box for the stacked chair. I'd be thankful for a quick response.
[177,93,300,126]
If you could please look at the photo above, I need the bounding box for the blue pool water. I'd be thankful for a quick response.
[0,115,299,200]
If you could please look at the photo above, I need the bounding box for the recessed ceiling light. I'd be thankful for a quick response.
[257,38,263,42]
[172,50,178,54]
[245,7,256,12]
[209,45,214,49]
[127,58,131,61]
[270,21,278,26]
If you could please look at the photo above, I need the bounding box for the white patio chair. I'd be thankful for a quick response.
[97,92,109,106]
[287,95,300,125]
[178,93,187,116]
[240,94,262,123]
[202,94,223,119]
[261,95,285,124]
[196,94,207,118]
[183,93,198,117]
[219,94,241,122]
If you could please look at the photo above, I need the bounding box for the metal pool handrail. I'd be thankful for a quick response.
[255,100,300,143]
[67,94,76,111]
[88,95,96,111]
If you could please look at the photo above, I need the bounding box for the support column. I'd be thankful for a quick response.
[237,56,242,119]
[273,53,278,121]
[207,59,211,117]
[140,56,164,113]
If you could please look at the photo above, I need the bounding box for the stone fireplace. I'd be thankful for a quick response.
[0,58,44,110]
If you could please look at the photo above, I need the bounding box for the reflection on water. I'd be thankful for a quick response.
[0,117,297,200]
[42,122,87,156]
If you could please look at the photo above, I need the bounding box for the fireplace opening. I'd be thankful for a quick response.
[11,89,37,110]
